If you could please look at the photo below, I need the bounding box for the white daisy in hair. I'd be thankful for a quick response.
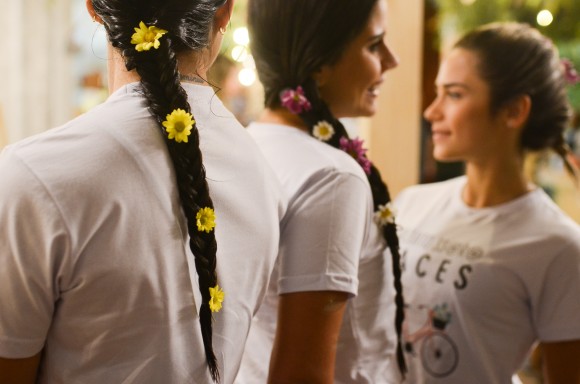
[312,120,335,141]
[374,202,396,226]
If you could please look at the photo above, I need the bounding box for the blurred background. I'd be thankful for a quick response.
[1,0,579,227]
[1,1,579,382]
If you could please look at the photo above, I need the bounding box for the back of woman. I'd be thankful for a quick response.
[241,122,399,383]
[0,1,284,383]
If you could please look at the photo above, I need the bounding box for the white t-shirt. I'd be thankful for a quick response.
[236,122,399,384]
[0,83,285,384]
[395,176,580,384]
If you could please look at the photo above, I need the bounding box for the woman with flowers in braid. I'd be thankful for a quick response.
[0,0,284,382]
[236,0,405,383]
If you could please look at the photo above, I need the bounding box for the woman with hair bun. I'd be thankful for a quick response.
[0,0,284,382]
[236,0,406,383]
[395,22,580,383]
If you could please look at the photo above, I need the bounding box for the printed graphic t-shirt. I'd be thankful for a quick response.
[395,176,580,384]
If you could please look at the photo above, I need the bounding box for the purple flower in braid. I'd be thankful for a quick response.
[562,58,580,86]
[339,137,372,175]
[280,86,312,114]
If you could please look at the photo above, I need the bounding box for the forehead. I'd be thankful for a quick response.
[362,0,388,34]
[436,48,485,86]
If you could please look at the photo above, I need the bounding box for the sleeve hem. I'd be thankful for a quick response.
[278,273,358,297]
[538,330,580,343]
[0,337,45,358]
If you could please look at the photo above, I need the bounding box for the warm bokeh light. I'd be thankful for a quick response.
[242,55,256,69]
[537,10,554,26]
[238,68,256,87]
[233,27,250,46]
[231,45,249,63]
[460,0,476,5]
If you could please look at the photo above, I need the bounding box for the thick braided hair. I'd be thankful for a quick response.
[456,22,578,179]
[91,0,227,381]
[248,0,407,376]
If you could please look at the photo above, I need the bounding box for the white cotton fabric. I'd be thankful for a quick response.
[395,176,580,384]
[236,122,400,384]
[0,83,285,384]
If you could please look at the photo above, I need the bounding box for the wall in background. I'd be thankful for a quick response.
[0,0,74,144]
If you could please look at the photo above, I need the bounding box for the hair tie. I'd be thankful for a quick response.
[280,86,312,114]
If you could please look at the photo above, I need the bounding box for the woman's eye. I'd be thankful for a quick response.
[369,42,381,52]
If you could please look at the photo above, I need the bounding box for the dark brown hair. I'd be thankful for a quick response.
[456,22,576,177]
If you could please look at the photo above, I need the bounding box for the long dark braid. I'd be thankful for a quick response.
[299,79,407,376]
[92,0,224,381]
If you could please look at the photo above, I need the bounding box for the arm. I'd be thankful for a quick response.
[0,353,41,384]
[268,291,349,384]
[541,340,580,384]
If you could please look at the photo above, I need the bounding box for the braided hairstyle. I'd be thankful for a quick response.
[90,0,227,381]
[455,22,578,180]
[248,0,407,376]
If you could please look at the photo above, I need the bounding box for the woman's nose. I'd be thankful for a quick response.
[423,97,440,122]
[382,44,399,71]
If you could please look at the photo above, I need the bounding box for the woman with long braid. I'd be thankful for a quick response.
[236,0,406,383]
[395,23,580,383]
[0,0,284,382]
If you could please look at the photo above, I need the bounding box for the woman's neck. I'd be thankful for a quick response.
[463,156,530,208]
[106,45,210,94]
[258,108,310,132]
[107,46,140,94]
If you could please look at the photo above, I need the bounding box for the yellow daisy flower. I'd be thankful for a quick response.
[196,207,216,233]
[162,109,195,143]
[131,21,168,52]
[209,284,225,313]
[313,120,335,141]
[374,202,396,226]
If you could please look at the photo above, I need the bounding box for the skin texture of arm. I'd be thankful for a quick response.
[542,340,580,384]
[268,291,349,384]
[0,353,41,384]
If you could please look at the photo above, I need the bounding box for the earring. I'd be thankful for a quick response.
[219,26,227,35]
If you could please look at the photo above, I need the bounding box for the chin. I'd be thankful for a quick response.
[433,149,462,163]
[335,107,375,119]
[357,105,376,118]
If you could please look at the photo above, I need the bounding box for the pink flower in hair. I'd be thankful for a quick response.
[280,86,312,114]
[561,58,580,86]
[339,137,372,175]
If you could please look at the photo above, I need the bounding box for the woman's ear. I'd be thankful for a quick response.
[215,0,235,32]
[85,0,103,23]
[504,94,532,131]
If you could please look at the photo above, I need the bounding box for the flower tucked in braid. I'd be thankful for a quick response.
[91,0,228,382]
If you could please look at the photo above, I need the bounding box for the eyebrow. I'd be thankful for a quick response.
[438,83,470,90]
